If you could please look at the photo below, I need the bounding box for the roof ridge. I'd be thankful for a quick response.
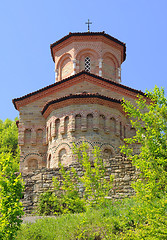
[50,31,126,62]
[42,92,122,115]
[12,71,145,110]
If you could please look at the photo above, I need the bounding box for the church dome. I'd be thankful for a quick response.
[50,32,126,83]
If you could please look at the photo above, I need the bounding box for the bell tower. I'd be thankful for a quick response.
[50,32,126,83]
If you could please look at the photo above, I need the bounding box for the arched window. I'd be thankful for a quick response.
[103,148,113,160]
[37,129,43,144]
[99,114,105,130]
[28,159,38,172]
[55,119,60,137]
[75,114,81,131]
[110,117,116,134]
[85,57,91,72]
[48,154,51,169]
[87,114,93,129]
[59,148,67,165]
[24,129,31,144]
[64,116,69,135]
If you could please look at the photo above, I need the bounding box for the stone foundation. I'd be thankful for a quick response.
[22,156,137,214]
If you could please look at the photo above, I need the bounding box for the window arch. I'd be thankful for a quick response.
[48,154,51,169]
[28,159,38,172]
[87,114,93,129]
[103,148,113,160]
[85,57,91,72]
[55,118,60,137]
[64,116,69,135]
[36,129,43,144]
[75,114,81,131]
[99,114,106,130]
[110,117,116,134]
[24,129,31,144]
[59,148,67,165]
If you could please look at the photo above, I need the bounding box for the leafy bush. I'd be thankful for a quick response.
[120,86,167,239]
[37,191,62,215]
[0,118,19,159]
[72,143,113,207]
[0,153,24,240]
[0,118,24,240]
[37,189,85,216]
[37,143,113,216]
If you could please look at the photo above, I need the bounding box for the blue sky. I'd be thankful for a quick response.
[0,0,167,121]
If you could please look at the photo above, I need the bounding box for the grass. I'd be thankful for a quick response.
[16,198,137,240]
[16,196,167,240]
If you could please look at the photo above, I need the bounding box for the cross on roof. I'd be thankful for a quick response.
[85,19,92,32]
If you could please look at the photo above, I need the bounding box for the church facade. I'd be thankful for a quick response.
[13,31,143,174]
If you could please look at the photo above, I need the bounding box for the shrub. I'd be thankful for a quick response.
[38,143,113,215]
[0,153,24,240]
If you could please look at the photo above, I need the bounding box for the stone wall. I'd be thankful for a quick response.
[22,155,137,214]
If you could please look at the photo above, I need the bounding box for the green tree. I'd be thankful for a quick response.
[121,86,167,239]
[73,143,113,207]
[0,118,19,163]
[0,118,24,240]
[38,143,113,215]
[0,153,24,240]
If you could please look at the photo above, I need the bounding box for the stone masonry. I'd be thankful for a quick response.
[22,157,138,214]
[13,31,145,213]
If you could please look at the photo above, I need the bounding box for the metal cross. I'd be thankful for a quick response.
[85,19,92,32]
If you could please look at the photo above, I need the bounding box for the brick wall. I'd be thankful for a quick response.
[22,156,138,214]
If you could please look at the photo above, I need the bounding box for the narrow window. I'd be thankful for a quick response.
[25,129,31,144]
[99,114,105,130]
[55,119,60,137]
[37,129,43,144]
[75,114,81,131]
[85,57,91,72]
[110,117,116,134]
[87,114,93,129]
[64,116,69,135]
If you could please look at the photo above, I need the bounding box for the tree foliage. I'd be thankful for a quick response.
[0,118,24,240]
[38,143,113,215]
[121,86,167,239]
[0,153,24,240]
[0,118,19,170]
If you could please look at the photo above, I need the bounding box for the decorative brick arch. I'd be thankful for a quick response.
[75,140,94,161]
[48,143,72,168]
[76,48,99,74]
[100,144,116,159]
[102,52,119,80]
[56,53,73,80]
[102,52,119,68]
[23,153,43,172]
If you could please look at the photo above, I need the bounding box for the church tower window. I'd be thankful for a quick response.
[85,57,91,72]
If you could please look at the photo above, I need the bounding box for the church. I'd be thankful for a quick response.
[13,30,144,174]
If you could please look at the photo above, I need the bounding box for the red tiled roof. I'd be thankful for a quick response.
[50,31,126,62]
[12,71,145,110]
[41,92,122,115]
